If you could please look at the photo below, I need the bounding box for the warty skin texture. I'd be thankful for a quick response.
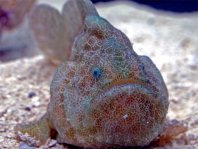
[47,15,169,148]
[16,0,169,148]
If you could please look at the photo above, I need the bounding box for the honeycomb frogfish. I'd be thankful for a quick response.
[16,0,170,148]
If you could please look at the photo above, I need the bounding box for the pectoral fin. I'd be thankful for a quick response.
[15,114,55,146]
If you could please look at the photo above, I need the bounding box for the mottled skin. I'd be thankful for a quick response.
[16,0,170,148]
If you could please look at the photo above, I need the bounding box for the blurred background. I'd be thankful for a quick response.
[92,0,198,12]
[0,0,197,62]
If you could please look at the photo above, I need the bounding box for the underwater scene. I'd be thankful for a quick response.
[0,0,198,148]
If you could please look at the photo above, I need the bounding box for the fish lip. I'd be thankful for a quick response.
[95,82,155,102]
[103,78,154,92]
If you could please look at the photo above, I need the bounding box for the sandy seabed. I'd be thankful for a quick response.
[0,1,198,148]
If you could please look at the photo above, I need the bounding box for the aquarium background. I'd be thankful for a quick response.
[91,0,198,13]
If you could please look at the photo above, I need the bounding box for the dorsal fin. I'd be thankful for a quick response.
[29,0,99,65]
[61,0,99,63]
[29,4,66,65]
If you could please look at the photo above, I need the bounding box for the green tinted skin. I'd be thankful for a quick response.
[15,0,169,148]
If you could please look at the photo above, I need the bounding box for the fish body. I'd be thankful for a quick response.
[16,0,169,148]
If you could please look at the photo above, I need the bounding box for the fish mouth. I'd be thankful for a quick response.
[96,78,157,101]
[84,81,166,146]
[94,81,157,108]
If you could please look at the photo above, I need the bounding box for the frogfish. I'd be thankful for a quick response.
[16,0,170,148]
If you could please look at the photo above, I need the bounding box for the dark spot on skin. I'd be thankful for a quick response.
[91,29,104,39]
[140,63,145,71]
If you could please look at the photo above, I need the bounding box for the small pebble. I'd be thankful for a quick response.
[48,139,57,147]
[28,92,36,98]
[19,142,35,149]
[24,106,31,112]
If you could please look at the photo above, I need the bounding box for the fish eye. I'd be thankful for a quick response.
[91,66,101,79]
